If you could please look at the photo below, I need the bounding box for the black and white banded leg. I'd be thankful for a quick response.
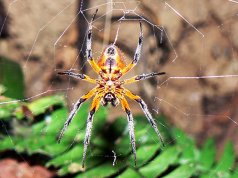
[58,71,97,84]
[86,9,101,73]
[82,95,101,168]
[121,21,143,75]
[125,89,165,146]
[57,87,97,143]
[86,9,98,61]
[136,99,164,146]
[123,72,166,85]
[120,97,137,166]
[133,21,143,64]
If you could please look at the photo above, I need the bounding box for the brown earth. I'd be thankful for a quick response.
[0,159,54,178]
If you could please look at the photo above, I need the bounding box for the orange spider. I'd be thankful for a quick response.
[57,9,165,168]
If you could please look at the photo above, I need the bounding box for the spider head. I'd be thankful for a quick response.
[101,92,119,107]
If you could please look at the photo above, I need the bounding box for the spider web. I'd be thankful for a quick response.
[0,0,238,176]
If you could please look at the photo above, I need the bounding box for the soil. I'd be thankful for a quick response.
[0,159,54,178]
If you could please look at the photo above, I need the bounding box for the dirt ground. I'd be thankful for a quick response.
[0,0,238,157]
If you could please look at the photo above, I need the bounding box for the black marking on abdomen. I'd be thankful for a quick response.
[105,57,116,73]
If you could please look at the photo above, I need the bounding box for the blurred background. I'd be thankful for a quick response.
[0,0,238,177]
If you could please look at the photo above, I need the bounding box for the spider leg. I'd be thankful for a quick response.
[119,96,137,166]
[121,21,143,75]
[58,71,97,84]
[122,72,165,85]
[124,88,164,146]
[82,94,101,168]
[57,87,97,143]
[86,9,101,74]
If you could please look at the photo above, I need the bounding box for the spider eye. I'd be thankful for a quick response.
[107,47,115,56]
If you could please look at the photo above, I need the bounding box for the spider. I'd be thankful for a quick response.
[57,9,165,168]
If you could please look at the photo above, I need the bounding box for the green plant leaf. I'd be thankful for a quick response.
[173,128,198,164]
[0,96,21,120]
[75,163,125,178]
[199,138,216,170]
[44,142,69,156]
[231,167,238,178]
[1,95,237,178]
[163,163,196,178]
[128,144,159,167]
[204,141,235,178]
[0,137,15,151]
[117,168,141,178]
[47,145,84,167]
[216,141,235,171]
[139,146,180,178]
[0,57,24,99]
[212,141,235,175]
[20,95,65,118]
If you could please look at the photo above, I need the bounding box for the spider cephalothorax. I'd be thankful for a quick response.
[58,9,165,168]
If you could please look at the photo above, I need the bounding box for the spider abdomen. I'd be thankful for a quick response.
[98,45,126,75]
